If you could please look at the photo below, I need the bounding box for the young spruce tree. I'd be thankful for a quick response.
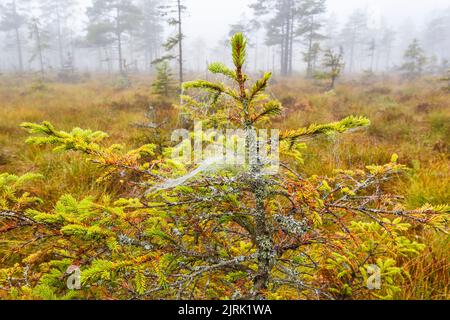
[315,47,344,90]
[0,33,448,300]
[152,61,177,97]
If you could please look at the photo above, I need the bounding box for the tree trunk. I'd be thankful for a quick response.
[234,60,275,297]
[177,0,184,84]
[253,178,273,297]
[330,75,336,90]
[348,37,355,74]
[12,0,23,72]
[386,47,391,71]
[280,24,285,75]
[116,7,123,74]
[282,16,290,76]
[56,7,64,70]
[118,32,123,74]
[288,13,294,76]
[97,48,102,72]
[369,40,375,72]
[14,26,23,73]
[254,35,258,73]
[306,17,314,78]
[33,20,44,76]
[246,124,274,298]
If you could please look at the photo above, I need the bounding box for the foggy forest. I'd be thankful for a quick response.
[0,0,449,77]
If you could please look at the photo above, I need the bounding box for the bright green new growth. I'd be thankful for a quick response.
[231,32,247,70]
[183,33,368,137]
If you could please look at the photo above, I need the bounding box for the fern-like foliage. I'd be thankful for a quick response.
[21,121,108,154]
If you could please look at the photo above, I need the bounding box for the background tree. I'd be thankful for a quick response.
[36,0,78,70]
[426,54,440,75]
[252,0,328,77]
[136,0,164,73]
[315,47,344,89]
[85,22,115,73]
[423,8,450,61]
[302,41,321,76]
[297,0,326,78]
[86,0,143,74]
[189,36,207,73]
[397,18,417,58]
[367,38,376,72]
[441,68,450,92]
[0,0,27,72]
[156,0,186,84]
[380,26,396,71]
[322,12,339,49]
[151,61,176,97]
[29,17,50,76]
[251,0,300,76]
[401,39,427,80]
[339,9,368,73]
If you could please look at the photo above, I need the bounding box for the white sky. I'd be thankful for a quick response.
[75,0,450,51]
[184,0,450,46]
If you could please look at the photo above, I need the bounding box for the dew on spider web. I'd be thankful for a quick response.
[151,155,227,192]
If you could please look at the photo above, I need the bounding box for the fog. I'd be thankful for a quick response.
[0,0,449,77]
[184,0,450,46]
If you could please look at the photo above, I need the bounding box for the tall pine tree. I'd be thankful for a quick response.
[400,39,426,80]
[86,0,142,74]
[0,0,27,72]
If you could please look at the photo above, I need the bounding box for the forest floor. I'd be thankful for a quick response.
[0,74,448,299]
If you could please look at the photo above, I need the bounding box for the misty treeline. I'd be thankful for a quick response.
[0,0,450,79]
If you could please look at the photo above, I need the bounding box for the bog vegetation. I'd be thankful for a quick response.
[0,33,449,300]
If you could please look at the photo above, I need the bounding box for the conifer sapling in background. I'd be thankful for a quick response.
[314,47,344,90]
[441,68,450,92]
[152,61,177,97]
[400,39,427,80]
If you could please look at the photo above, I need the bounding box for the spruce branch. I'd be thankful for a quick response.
[182,80,225,93]
[208,62,237,80]
[251,100,283,124]
[281,116,370,148]
[249,72,272,101]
